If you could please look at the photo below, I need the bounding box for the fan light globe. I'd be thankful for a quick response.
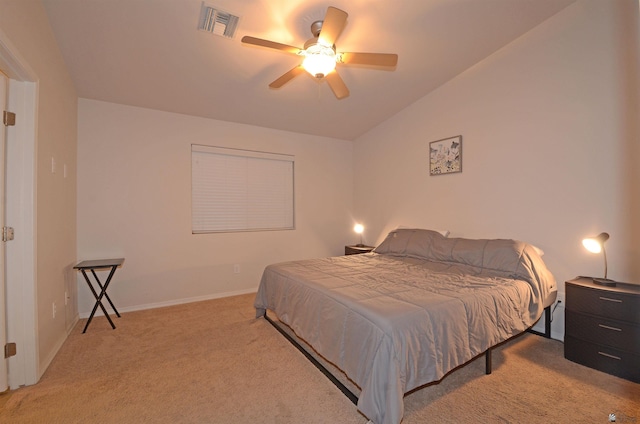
[302,44,336,78]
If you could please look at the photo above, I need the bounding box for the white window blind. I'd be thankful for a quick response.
[192,145,295,233]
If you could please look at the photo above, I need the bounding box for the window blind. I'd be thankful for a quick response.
[192,145,295,233]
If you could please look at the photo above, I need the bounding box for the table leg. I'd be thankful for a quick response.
[91,268,121,317]
[81,267,117,333]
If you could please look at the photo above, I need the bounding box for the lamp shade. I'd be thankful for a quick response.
[582,232,609,253]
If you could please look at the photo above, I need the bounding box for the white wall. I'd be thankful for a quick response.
[0,0,78,379]
[77,99,353,315]
[353,0,640,340]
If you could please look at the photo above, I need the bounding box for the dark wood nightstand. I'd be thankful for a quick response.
[345,245,375,255]
[564,277,640,383]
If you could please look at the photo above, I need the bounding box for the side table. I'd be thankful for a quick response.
[345,245,375,255]
[564,276,640,383]
[74,258,124,333]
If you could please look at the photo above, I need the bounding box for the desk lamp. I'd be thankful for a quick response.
[582,232,616,286]
[354,224,364,247]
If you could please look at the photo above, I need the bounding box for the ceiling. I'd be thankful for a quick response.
[41,0,575,141]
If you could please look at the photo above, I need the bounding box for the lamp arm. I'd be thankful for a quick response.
[602,245,608,279]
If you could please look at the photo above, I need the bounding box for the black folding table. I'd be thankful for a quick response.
[74,258,124,333]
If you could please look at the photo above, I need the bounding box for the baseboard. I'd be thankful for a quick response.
[66,313,79,333]
[38,328,70,382]
[78,288,258,318]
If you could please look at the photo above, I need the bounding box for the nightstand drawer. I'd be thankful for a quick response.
[565,310,640,354]
[566,284,639,324]
[565,336,640,383]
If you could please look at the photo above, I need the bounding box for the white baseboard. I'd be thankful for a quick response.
[38,331,65,381]
[78,288,258,319]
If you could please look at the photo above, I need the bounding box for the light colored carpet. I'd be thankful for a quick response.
[0,293,638,424]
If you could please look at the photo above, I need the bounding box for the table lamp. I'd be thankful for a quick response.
[354,224,364,247]
[582,232,616,286]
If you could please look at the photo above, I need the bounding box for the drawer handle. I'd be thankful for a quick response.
[599,296,622,303]
[598,324,622,332]
[598,351,621,361]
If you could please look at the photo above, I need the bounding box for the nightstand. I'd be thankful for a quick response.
[345,245,374,255]
[564,277,640,383]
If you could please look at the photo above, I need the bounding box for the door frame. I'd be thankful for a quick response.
[0,29,39,388]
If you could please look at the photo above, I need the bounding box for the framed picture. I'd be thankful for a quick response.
[429,135,462,175]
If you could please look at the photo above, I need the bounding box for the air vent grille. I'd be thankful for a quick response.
[198,3,239,38]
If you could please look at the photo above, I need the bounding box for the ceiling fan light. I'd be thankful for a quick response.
[302,44,336,78]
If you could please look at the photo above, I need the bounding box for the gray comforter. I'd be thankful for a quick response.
[254,229,557,424]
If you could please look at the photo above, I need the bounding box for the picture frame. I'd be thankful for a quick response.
[429,135,462,175]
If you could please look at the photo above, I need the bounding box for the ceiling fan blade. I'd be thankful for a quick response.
[339,52,398,67]
[318,7,348,47]
[269,66,305,88]
[325,71,349,99]
[241,36,301,55]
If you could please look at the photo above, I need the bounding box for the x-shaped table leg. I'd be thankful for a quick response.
[81,265,120,333]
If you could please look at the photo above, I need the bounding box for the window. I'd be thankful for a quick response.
[191,145,295,233]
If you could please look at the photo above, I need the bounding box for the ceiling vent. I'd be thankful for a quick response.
[198,3,239,39]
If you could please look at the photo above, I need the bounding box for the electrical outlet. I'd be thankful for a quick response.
[233,264,240,274]
[52,302,57,318]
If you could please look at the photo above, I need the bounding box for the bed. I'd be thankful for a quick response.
[254,229,557,424]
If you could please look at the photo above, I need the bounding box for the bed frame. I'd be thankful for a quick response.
[262,305,552,406]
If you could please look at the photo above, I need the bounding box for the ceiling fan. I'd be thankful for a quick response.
[241,6,398,99]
